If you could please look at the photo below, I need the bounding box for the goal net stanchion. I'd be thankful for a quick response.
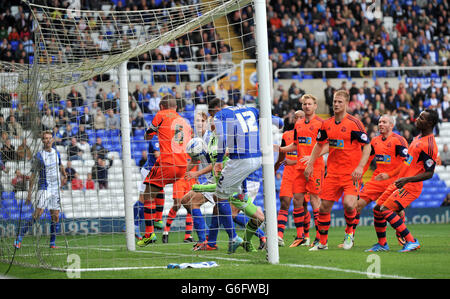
[253,0,279,264]
[118,60,135,252]
[0,0,283,272]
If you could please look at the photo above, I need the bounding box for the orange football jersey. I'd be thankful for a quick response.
[146,109,192,167]
[294,115,325,170]
[317,114,370,175]
[399,133,438,195]
[369,133,409,178]
[281,130,297,161]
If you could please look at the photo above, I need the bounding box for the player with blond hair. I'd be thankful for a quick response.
[305,90,372,251]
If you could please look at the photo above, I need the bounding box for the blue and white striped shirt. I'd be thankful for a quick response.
[35,148,62,190]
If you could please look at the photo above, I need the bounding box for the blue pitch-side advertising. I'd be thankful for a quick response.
[0,207,449,237]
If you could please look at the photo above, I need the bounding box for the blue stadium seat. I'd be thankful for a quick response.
[185,104,195,112]
[431,173,440,181]
[134,129,145,137]
[109,129,121,137]
[10,40,19,51]
[153,64,166,72]
[144,113,154,124]
[423,180,433,187]
[418,194,433,201]
[2,192,15,200]
[96,129,106,139]
[111,144,122,153]
[425,200,442,208]
[71,123,79,134]
[435,181,446,188]
[0,209,7,220]
[1,199,17,209]
[88,135,96,145]
[337,72,347,79]
[332,202,343,210]
[410,201,426,208]
[302,74,314,79]
[110,136,121,144]
[10,211,20,220]
[134,157,142,166]
[427,187,440,194]
[179,64,188,72]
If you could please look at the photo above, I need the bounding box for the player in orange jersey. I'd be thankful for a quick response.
[137,95,192,247]
[162,112,209,244]
[305,90,372,251]
[277,95,327,247]
[366,109,439,252]
[344,114,409,247]
[274,110,304,247]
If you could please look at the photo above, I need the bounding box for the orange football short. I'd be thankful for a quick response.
[173,177,197,200]
[320,174,360,202]
[293,168,324,196]
[376,183,419,212]
[359,177,397,204]
[279,165,296,198]
[145,161,187,189]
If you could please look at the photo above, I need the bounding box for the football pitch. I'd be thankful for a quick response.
[1,223,449,279]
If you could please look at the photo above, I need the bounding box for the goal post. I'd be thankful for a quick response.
[118,60,135,252]
[253,0,279,264]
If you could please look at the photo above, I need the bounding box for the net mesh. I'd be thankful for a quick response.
[0,0,263,272]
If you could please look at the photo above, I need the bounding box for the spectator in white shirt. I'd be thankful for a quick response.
[148,91,161,114]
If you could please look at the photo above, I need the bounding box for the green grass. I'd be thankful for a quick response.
[1,224,450,279]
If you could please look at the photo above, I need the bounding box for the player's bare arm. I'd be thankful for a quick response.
[304,142,325,179]
[352,143,372,182]
[27,173,36,205]
[395,171,435,189]
[300,143,329,164]
[185,163,213,180]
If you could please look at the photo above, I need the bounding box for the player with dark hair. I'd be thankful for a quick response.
[137,95,192,246]
[305,90,372,251]
[340,114,409,247]
[274,110,304,247]
[366,109,438,252]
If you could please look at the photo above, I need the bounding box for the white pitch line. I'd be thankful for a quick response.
[55,266,167,272]
[280,263,414,279]
[58,245,415,278]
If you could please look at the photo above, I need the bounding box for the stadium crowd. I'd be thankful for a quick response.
[0,0,234,81]
[231,0,449,79]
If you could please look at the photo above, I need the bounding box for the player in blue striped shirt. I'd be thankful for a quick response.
[14,131,66,249]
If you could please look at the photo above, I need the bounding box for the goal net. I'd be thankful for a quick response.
[0,0,273,274]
